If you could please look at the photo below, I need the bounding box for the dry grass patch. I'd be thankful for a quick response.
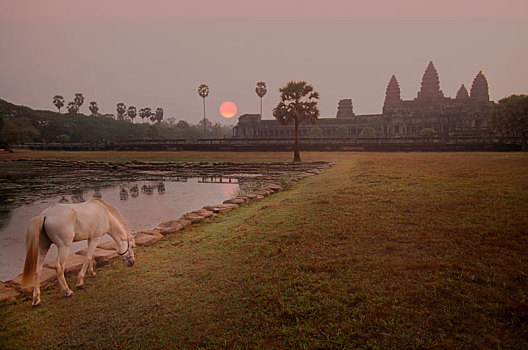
[1,152,527,349]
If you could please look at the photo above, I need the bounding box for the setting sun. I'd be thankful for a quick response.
[220,101,237,118]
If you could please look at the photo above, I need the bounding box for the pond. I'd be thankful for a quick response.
[0,177,239,282]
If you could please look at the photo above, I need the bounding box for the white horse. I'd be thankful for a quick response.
[22,198,135,306]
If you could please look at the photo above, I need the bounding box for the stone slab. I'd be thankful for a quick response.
[140,229,164,238]
[263,183,283,192]
[133,233,160,247]
[44,254,86,274]
[183,213,205,223]
[0,282,20,301]
[93,249,118,265]
[75,247,119,266]
[203,203,239,213]
[191,208,215,218]
[253,190,271,196]
[11,267,58,291]
[177,218,192,228]
[97,240,117,250]
[157,220,184,235]
[223,198,245,205]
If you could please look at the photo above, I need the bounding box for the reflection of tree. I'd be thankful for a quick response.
[71,189,85,203]
[198,176,236,184]
[157,182,165,195]
[119,187,129,201]
[130,185,139,198]
[142,184,154,195]
[59,196,69,204]
[93,186,102,199]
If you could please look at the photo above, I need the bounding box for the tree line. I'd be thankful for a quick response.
[52,93,165,124]
[0,99,232,151]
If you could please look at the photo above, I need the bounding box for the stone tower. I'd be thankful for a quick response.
[336,99,354,118]
[470,71,489,102]
[383,75,402,108]
[416,61,444,102]
[455,84,469,100]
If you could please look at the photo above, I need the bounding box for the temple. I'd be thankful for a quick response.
[233,61,494,138]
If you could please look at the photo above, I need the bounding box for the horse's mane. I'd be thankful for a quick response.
[91,198,130,235]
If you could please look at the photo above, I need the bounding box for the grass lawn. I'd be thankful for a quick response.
[1,152,527,349]
[0,149,332,163]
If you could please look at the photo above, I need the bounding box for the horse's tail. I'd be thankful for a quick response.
[22,215,45,287]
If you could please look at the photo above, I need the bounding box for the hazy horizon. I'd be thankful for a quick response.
[1,1,527,124]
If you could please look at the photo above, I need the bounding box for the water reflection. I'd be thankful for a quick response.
[72,189,85,203]
[157,182,165,195]
[130,185,139,198]
[198,176,235,184]
[93,186,102,199]
[119,187,129,201]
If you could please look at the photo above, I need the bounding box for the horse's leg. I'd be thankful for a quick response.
[55,245,74,297]
[87,249,97,277]
[76,239,98,289]
[32,236,51,306]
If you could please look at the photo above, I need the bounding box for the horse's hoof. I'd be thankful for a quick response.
[76,284,85,290]
[32,298,41,307]
[65,290,74,297]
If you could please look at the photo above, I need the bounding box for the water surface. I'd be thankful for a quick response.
[0,178,238,281]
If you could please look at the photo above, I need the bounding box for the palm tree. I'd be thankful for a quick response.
[145,107,152,122]
[116,103,127,120]
[74,93,84,113]
[139,108,146,122]
[67,101,77,114]
[273,81,320,162]
[89,101,99,116]
[198,84,210,138]
[255,82,267,120]
[155,108,164,123]
[53,95,65,113]
[127,106,137,123]
[140,107,152,123]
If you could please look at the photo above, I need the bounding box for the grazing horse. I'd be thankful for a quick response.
[22,198,135,306]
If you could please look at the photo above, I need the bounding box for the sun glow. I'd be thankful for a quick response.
[220,101,237,118]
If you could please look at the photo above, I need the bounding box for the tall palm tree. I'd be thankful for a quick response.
[127,106,137,123]
[143,107,152,123]
[155,108,164,124]
[116,103,127,120]
[255,81,267,120]
[74,93,84,113]
[198,84,210,138]
[89,101,99,116]
[53,95,65,113]
[67,101,77,114]
[273,81,320,163]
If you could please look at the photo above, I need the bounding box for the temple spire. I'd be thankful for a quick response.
[384,75,402,108]
[336,99,354,118]
[456,84,469,100]
[417,61,444,101]
[470,71,489,102]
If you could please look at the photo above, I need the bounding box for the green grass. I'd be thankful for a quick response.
[1,152,527,349]
[0,149,328,163]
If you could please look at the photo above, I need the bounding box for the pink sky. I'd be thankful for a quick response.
[3,0,528,20]
[1,1,527,123]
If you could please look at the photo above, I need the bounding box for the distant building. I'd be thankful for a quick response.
[233,61,494,138]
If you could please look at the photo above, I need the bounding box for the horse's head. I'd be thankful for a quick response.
[117,236,135,267]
